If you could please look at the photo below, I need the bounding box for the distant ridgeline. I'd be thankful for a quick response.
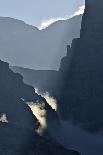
[0,15,82,70]
[12,0,103,133]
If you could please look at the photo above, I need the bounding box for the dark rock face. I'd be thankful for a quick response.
[57,0,103,131]
[80,0,103,44]
[0,60,79,154]
[0,123,80,155]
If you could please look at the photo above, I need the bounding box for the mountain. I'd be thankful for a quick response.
[0,59,80,155]
[0,59,61,131]
[56,0,103,132]
[0,15,82,70]
[11,0,103,133]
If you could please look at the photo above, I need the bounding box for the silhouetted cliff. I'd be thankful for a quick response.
[0,60,38,130]
[0,59,80,154]
[0,59,60,126]
[57,0,103,132]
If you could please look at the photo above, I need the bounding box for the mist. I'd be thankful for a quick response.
[0,113,8,123]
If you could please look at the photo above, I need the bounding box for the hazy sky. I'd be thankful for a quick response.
[0,0,85,28]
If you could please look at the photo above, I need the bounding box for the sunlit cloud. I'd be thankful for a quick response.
[35,88,57,111]
[27,88,58,134]
[39,17,67,30]
[28,102,47,135]
[71,5,85,17]
[39,5,85,30]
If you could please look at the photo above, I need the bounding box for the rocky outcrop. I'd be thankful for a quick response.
[80,0,103,44]
[57,0,103,132]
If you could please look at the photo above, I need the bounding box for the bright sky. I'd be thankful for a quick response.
[0,0,85,29]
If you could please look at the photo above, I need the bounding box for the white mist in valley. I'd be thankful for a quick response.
[42,92,57,111]
[35,88,57,111]
[27,88,58,134]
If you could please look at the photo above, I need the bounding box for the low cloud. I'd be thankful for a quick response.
[35,88,57,111]
[27,88,58,134]
[28,102,47,135]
